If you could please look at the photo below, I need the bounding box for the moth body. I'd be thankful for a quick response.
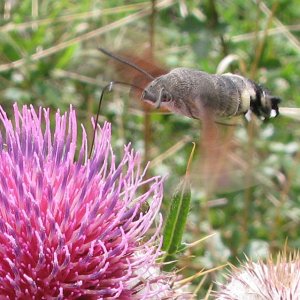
[142,67,280,120]
[98,48,280,120]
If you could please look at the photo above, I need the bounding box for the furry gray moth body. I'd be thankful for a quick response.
[99,48,281,121]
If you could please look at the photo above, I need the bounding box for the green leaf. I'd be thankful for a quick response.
[162,178,191,256]
[162,143,195,270]
[55,45,78,69]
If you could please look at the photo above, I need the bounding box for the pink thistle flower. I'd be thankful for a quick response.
[0,104,174,299]
[215,252,300,299]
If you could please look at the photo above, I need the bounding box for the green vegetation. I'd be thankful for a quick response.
[1,0,300,297]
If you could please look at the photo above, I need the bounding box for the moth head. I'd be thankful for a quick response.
[141,76,173,108]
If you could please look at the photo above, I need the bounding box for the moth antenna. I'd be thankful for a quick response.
[98,48,155,80]
[89,81,144,158]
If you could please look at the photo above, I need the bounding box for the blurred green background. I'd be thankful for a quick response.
[1,0,300,298]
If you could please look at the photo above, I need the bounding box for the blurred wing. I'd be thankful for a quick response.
[190,119,259,194]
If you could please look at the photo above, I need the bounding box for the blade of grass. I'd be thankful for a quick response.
[150,135,192,168]
[279,107,300,121]
[258,1,300,52]
[162,143,195,269]
[175,264,228,286]
[0,0,175,73]
[231,24,300,43]
[0,2,151,33]
[250,0,279,79]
